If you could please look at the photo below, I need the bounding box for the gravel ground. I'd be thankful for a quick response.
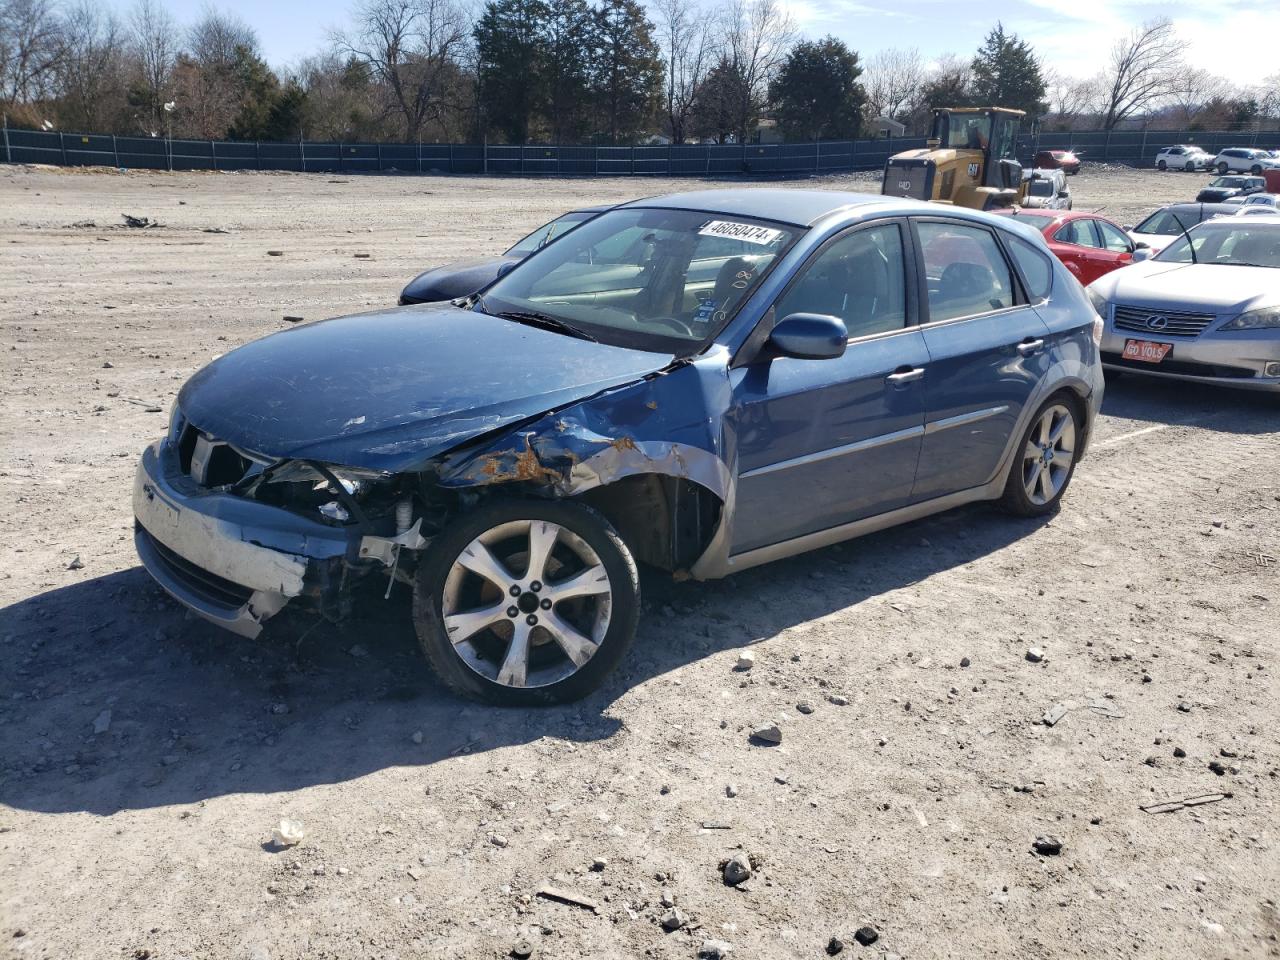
[1,163,1278,960]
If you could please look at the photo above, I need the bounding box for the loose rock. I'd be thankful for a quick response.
[92,710,112,734]
[722,853,752,885]
[827,935,845,954]
[854,926,879,946]
[1026,647,1045,663]
[735,651,755,671]
[591,857,607,872]
[796,701,815,715]
[661,907,687,931]
[700,939,732,958]
[750,723,782,745]
[271,819,305,848]
[827,694,849,706]
[1032,835,1062,856]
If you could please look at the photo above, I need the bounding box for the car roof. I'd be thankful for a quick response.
[620,189,930,227]
[1162,202,1240,213]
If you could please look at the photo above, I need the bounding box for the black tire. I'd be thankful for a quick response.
[412,498,640,705]
[998,394,1083,518]
[1183,162,1194,172]
[1251,165,1263,175]
[1157,160,1167,171]
[1217,162,1229,174]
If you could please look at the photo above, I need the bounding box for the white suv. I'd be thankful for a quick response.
[1211,147,1280,175]
[1154,145,1213,171]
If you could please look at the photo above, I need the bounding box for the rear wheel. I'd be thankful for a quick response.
[412,499,640,705]
[1217,162,1229,174]
[999,397,1082,517]
[1251,165,1263,175]
[1157,160,1167,171]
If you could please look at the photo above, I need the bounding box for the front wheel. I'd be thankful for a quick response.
[1157,160,1167,171]
[999,397,1082,517]
[412,499,640,705]
[1217,162,1229,174]
[1184,161,1194,172]
[1251,165,1263,175]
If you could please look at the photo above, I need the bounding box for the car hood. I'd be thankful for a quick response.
[399,256,515,304]
[1197,188,1239,201]
[178,304,673,472]
[1094,261,1280,314]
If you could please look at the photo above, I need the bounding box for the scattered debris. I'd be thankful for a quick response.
[749,723,782,745]
[1177,701,1192,713]
[202,227,231,234]
[1042,703,1068,727]
[796,701,815,715]
[1173,747,1186,758]
[590,857,607,872]
[1025,647,1045,663]
[271,819,305,848]
[722,853,752,886]
[535,884,599,913]
[92,710,112,735]
[1032,835,1062,856]
[266,250,284,257]
[699,939,732,959]
[66,555,84,571]
[827,694,849,706]
[489,834,509,848]
[102,361,113,368]
[121,214,159,228]
[511,940,534,959]
[407,865,423,881]
[282,315,304,323]
[1208,760,1227,776]
[354,252,372,259]
[960,657,971,668]
[854,926,879,947]
[827,935,845,955]
[735,651,755,671]
[661,907,687,931]
[725,784,739,798]
[701,821,732,831]
[1140,792,1232,815]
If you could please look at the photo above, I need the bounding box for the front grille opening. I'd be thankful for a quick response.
[178,422,198,473]
[138,524,254,610]
[205,444,251,487]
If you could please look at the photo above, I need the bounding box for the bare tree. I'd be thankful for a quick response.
[129,0,181,133]
[177,7,261,138]
[1043,69,1100,131]
[1166,69,1234,127]
[1099,18,1188,130]
[0,0,65,108]
[337,0,469,141]
[718,0,794,141]
[862,47,925,125]
[654,0,714,143]
[55,1,128,131]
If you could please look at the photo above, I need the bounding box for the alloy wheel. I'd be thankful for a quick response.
[1021,403,1076,506]
[440,519,613,689]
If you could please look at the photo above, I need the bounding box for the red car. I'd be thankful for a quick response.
[1049,149,1081,175]
[994,209,1142,285]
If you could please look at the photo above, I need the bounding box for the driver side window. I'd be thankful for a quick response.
[1096,221,1132,253]
[774,223,908,339]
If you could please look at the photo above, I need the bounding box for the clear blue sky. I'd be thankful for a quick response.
[107,0,1276,85]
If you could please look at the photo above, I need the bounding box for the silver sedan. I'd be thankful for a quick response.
[1087,215,1280,392]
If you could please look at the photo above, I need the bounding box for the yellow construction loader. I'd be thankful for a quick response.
[881,107,1027,210]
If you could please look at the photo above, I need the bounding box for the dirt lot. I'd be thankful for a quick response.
[1,163,1278,960]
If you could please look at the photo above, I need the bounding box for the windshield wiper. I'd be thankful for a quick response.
[493,309,598,342]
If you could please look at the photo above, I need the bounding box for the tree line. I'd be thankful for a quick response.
[3,0,1278,146]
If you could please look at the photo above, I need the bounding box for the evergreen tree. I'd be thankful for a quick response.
[969,23,1046,118]
[690,56,750,143]
[543,0,595,142]
[475,0,548,143]
[590,0,663,144]
[768,36,865,140]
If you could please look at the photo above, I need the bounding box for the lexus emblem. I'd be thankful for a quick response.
[1145,315,1169,330]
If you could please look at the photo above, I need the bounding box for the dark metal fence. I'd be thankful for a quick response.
[1,125,1274,177]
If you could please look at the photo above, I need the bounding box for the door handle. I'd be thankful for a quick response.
[886,366,925,384]
[1016,338,1045,357]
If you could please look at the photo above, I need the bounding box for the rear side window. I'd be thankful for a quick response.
[1004,234,1053,301]
[917,221,1015,322]
[1096,221,1132,253]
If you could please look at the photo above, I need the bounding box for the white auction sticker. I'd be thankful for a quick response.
[698,220,783,246]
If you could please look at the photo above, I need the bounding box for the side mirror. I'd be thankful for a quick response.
[1132,248,1153,262]
[768,313,847,360]
[495,260,519,278]
[1134,240,1150,249]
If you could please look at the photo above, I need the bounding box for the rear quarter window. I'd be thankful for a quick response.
[1004,234,1053,301]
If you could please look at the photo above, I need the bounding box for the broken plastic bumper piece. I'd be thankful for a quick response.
[132,441,355,638]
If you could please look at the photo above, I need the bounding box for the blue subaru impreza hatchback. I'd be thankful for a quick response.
[135,189,1104,703]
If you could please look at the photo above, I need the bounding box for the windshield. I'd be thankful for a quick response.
[937,113,992,150]
[1209,177,1246,188]
[1028,180,1054,197]
[1134,207,1218,235]
[478,207,799,351]
[1156,223,1280,267]
[505,210,598,257]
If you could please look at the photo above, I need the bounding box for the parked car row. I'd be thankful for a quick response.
[1154,145,1280,175]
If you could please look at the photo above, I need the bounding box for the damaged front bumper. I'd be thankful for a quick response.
[133,440,360,637]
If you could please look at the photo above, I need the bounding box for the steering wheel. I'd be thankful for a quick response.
[645,316,695,337]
